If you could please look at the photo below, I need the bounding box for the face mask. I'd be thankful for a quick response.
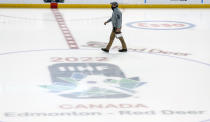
[111,6,116,11]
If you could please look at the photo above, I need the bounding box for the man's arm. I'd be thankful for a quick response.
[115,13,122,29]
[104,17,112,25]
[114,12,122,32]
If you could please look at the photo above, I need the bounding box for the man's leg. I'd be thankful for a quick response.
[118,36,127,49]
[105,30,115,50]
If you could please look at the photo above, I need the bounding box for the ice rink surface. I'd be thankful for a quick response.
[0,8,210,122]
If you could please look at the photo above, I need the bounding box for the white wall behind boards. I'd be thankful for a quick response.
[146,0,202,4]
[204,0,210,3]
[0,0,145,4]
[0,0,207,4]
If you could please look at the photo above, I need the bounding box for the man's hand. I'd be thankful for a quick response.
[116,28,121,32]
[104,21,108,25]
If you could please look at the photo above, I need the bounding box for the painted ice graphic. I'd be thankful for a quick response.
[40,63,146,98]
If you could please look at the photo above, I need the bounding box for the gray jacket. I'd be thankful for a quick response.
[106,8,122,28]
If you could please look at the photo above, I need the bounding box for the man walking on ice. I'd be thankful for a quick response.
[101,2,127,53]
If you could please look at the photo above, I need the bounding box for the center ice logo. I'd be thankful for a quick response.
[126,21,195,30]
[40,63,146,99]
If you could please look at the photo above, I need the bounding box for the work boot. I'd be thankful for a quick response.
[101,48,109,53]
[118,49,127,52]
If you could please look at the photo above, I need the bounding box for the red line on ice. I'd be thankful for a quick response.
[51,9,79,49]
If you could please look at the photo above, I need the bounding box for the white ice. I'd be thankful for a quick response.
[0,8,210,122]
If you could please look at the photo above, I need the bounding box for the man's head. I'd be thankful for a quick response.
[110,2,118,10]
